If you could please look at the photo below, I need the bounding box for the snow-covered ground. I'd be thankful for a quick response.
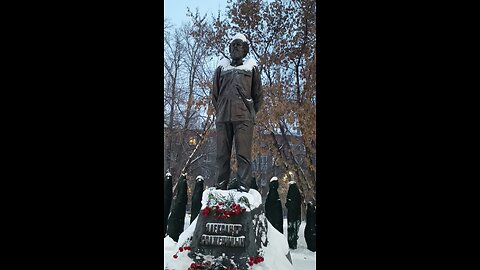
[163,214,315,270]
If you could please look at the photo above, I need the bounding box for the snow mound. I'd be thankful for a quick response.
[217,58,257,72]
[164,219,198,270]
[201,188,262,212]
[254,220,294,270]
[270,177,278,182]
[288,181,296,185]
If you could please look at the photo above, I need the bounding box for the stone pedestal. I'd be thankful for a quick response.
[188,189,268,269]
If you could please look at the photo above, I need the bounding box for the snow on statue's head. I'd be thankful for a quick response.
[229,33,249,60]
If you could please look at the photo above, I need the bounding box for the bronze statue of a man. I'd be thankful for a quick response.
[212,33,263,192]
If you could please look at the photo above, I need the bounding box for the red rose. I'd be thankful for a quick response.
[179,247,184,252]
[248,261,254,266]
[173,254,178,259]
[249,256,254,261]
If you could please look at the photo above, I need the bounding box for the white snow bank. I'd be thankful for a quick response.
[165,216,315,270]
[164,218,198,270]
[217,58,257,72]
[201,188,262,211]
[250,220,293,270]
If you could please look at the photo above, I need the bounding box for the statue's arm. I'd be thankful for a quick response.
[211,67,221,111]
[252,66,263,113]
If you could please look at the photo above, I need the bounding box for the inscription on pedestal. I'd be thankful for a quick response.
[200,235,245,247]
[200,222,245,247]
[205,223,242,236]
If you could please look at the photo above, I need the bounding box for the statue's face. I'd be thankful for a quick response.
[229,39,246,61]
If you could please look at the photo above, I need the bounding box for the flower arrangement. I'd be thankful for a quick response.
[247,255,264,266]
[179,255,265,270]
[201,192,250,219]
[172,237,193,259]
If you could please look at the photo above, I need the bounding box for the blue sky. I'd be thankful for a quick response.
[164,0,227,27]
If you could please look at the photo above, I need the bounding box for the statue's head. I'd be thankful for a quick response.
[229,33,249,61]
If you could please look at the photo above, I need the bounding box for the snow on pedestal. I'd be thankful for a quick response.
[164,188,293,270]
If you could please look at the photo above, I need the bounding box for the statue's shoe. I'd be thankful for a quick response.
[215,179,229,190]
[237,185,249,193]
[228,178,249,192]
[227,178,239,190]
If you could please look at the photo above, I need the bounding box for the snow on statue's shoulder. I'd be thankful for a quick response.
[201,187,262,211]
[217,58,257,72]
[166,172,172,177]
[270,176,278,182]
[217,58,230,69]
[196,175,204,181]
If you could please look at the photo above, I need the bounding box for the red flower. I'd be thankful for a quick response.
[190,262,196,268]
[248,261,254,266]
[173,254,178,259]
[218,201,223,205]
[179,247,184,252]
[202,207,211,217]
[249,256,254,261]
